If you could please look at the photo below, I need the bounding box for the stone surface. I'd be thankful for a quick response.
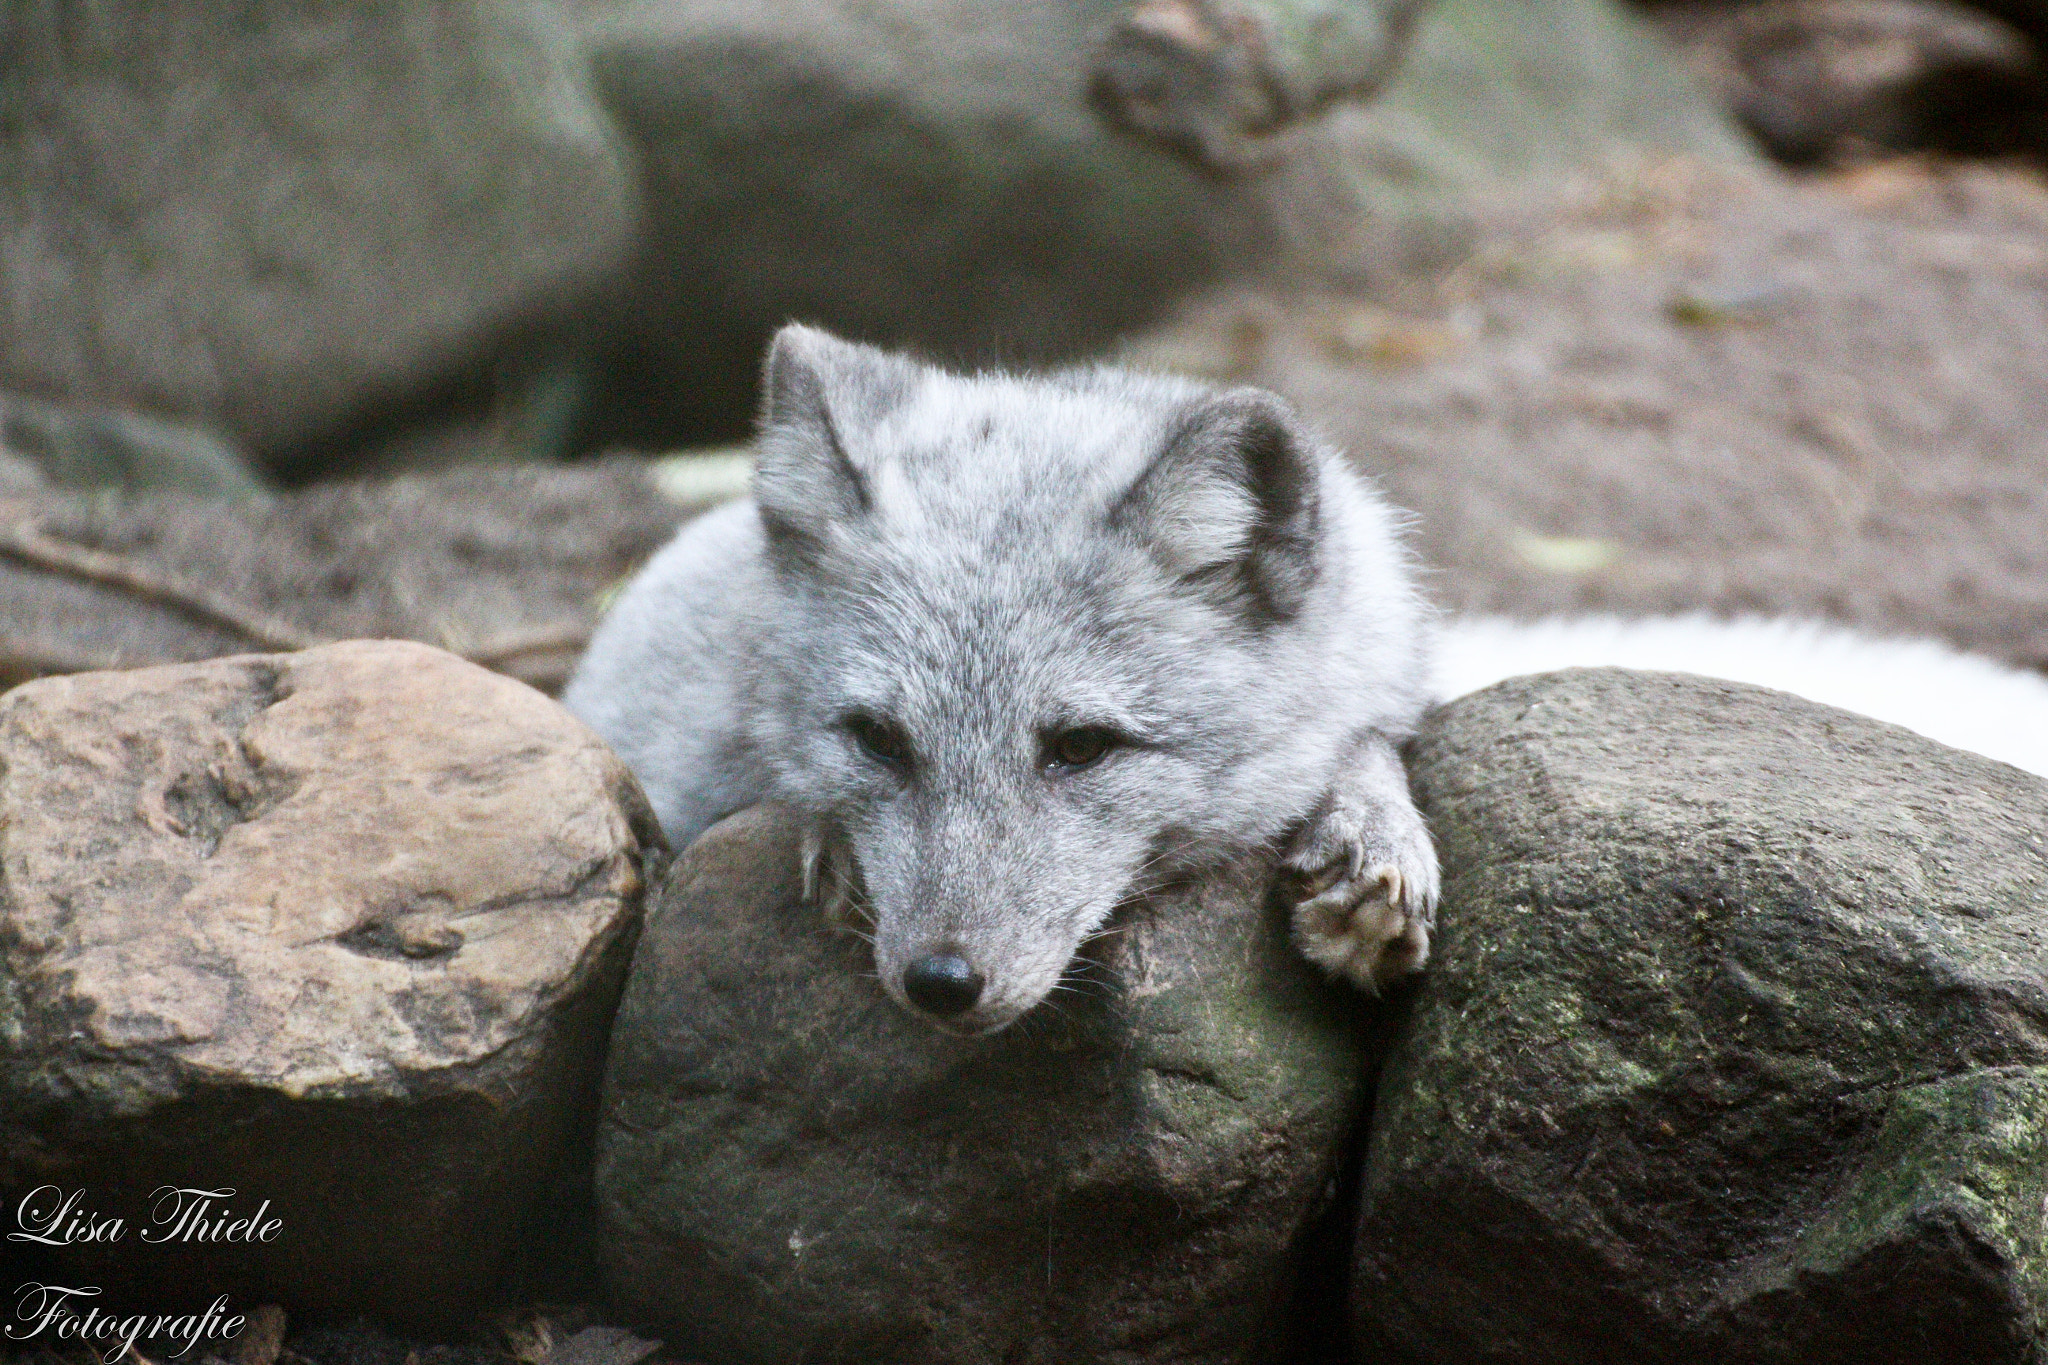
[1352,669,2048,1364]
[572,0,1286,448]
[1274,0,1754,276]
[1089,0,1429,170]
[1,393,267,496]
[597,804,1370,1365]
[0,0,638,468]
[1661,0,2041,166]
[0,641,660,1325]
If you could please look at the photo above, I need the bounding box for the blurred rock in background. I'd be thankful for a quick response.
[564,0,1432,451]
[1,0,1770,486]
[0,391,266,495]
[0,0,640,483]
[1268,0,1757,285]
[1645,0,2047,165]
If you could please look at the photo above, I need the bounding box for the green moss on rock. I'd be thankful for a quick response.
[1354,669,2048,1364]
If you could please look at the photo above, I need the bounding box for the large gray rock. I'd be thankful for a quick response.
[0,641,660,1326]
[573,0,1295,444]
[1260,0,1757,275]
[0,0,638,468]
[597,804,1369,1365]
[1352,669,2048,1364]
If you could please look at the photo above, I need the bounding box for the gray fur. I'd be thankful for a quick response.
[565,325,1440,1034]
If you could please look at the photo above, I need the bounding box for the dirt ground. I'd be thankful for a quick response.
[1132,155,2048,671]
[0,460,691,695]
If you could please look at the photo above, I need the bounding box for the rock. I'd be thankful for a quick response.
[597,804,1369,1365]
[1089,0,1430,170]
[1659,0,2043,166]
[1352,669,2048,1363]
[0,393,267,496]
[0,641,660,1327]
[1273,0,1756,277]
[0,458,698,696]
[0,0,638,470]
[0,446,43,493]
[572,0,1287,449]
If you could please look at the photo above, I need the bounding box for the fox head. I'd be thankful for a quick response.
[741,325,1417,1034]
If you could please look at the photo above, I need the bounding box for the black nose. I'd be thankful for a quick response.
[902,953,984,1017]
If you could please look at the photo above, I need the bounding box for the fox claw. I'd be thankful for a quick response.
[800,821,866,928]
[1283,781,1439,993]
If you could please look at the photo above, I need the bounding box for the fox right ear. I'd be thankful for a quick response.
[1111,387,1323,621]
[753,325,914,557]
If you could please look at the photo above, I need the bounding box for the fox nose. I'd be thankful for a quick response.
[902,953,984,1018]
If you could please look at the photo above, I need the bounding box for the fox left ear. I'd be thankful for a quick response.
[753,324,918,561]
[1110,388,1322,619]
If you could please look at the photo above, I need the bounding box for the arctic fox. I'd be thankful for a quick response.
[568,325,1437,1033]
[567,325,2048,1035]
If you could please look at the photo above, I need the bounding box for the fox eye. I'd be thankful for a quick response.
[842,711,915,772]
[1044,725,1121,772]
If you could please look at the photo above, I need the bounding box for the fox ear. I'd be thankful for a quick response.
[1111,388,1322,619]
[753,324,915,557]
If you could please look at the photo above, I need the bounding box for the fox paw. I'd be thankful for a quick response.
[1283,804,1439,993]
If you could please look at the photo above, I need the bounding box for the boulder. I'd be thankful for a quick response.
[0,641,660,1327]
[1659,0,2042,166]
[0,393,267,496]
[571,0,1294,447]
[1352,669,2048,1363]
[0,0,638,471]
[1264,0,1756,277]
[597,804,1370,1365]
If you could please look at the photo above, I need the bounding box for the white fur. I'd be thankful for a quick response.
[1436,614,2048,778]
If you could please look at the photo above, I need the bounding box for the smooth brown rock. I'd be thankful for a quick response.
[0,641,659,1326]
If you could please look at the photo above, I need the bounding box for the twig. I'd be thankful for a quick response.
[0,518,327,651]
[0,516,597,682]
[0,643,131,682]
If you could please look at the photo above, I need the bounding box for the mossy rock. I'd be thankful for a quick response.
[1354,669,2048,1364]
[596,804,1373,1365]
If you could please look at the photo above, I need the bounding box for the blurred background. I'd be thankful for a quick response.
[3,0,2046,695]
